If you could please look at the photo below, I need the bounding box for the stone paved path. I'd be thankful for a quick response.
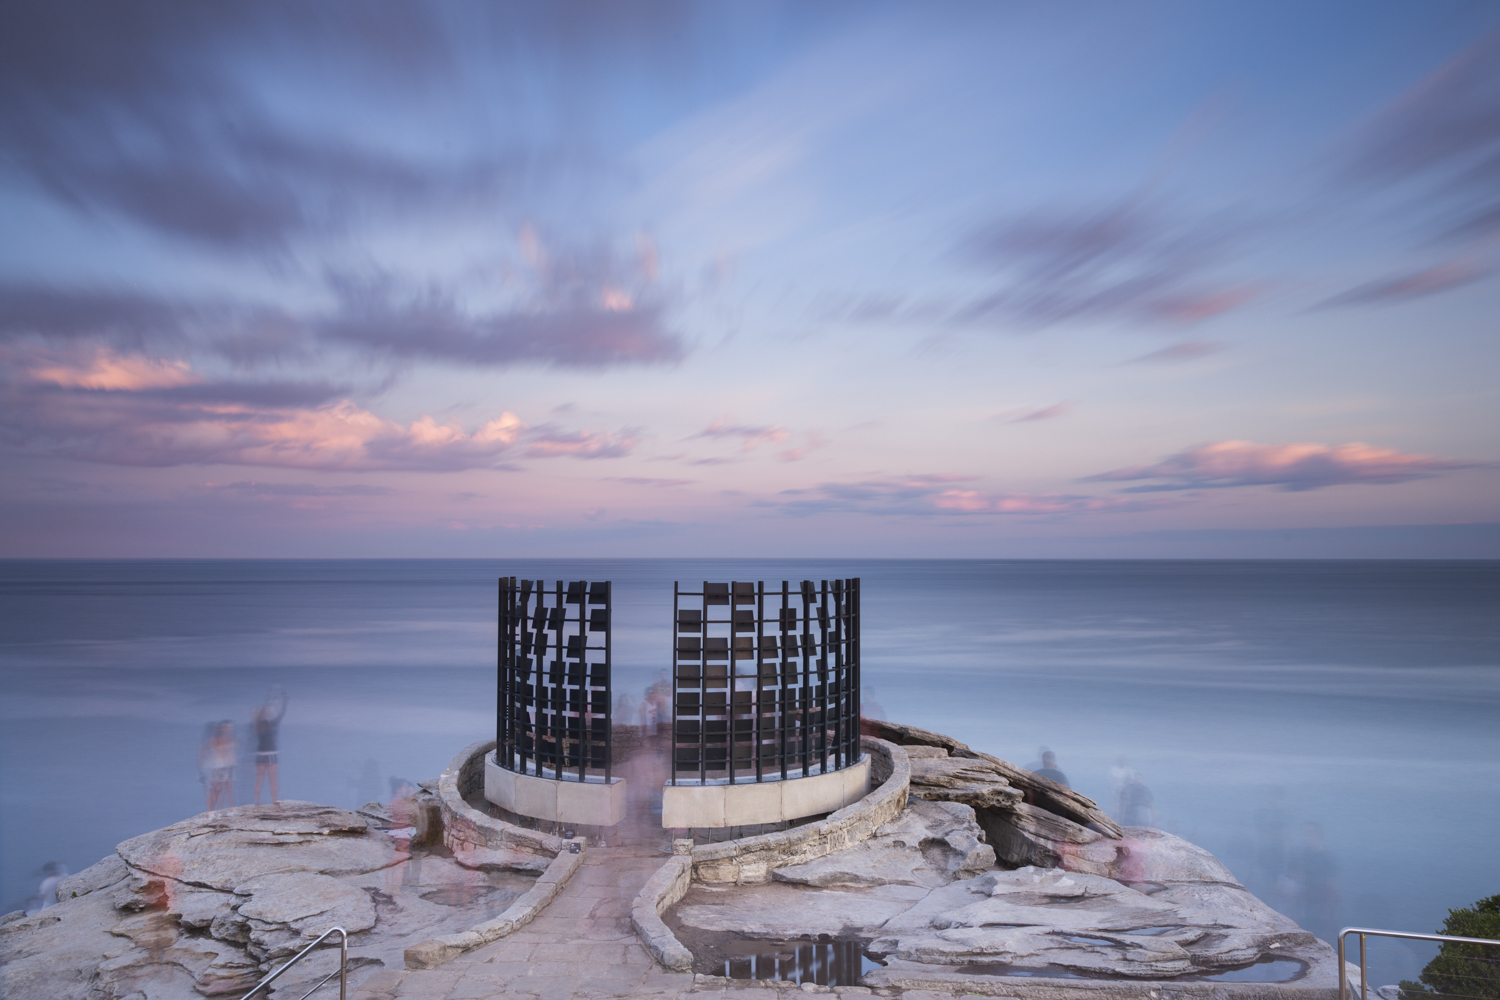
[350,841,956,1000]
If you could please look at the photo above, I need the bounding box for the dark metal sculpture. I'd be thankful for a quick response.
[670,579,860,784]
[496,578,613,781]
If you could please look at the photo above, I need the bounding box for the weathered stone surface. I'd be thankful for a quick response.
[1111,827,1241,887]
[225,872,378,960]
[908,757,1026,811]
[871,865,1318,980]
[865,719,1123,838]
[54,853,129,903]
[774,799,994,888]
[672,880,928,939]
[1,798,548,999]
[981,802,1116,876]
[115,801,394,900]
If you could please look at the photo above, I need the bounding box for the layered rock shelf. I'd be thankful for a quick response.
[1,723,1357,1000]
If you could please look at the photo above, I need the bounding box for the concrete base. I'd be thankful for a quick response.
[661,756,870,829]
[484,758,628,827]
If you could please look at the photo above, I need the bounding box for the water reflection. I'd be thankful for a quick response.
[716,938,879,986]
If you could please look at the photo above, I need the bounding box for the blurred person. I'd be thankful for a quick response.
[641,693,659,736]
[386,778,422,894]
[1035,750,1070,788]
[1292,822,1341,940]
[24,861,69,915]
[860,687,886,737]
[1110,755,1132,815]
[196,722,218,811]
[614,692,638,729]
[206,720,238,810]
[348,758,382,809]
[252,686,288,805]
[1253,787,1291,911]
[1119,771,1157,827]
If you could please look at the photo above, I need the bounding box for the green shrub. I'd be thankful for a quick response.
[1398,894,1500,1000]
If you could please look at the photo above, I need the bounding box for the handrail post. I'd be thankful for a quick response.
[1339,928,1348,1000]
[1359,932,1366,1000]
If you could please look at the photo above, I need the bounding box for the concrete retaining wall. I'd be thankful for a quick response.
[408,740,586,969]
[438,739,566,858]
[404,841,584,970]
[630,855,695,971]
[689,737,909,885]
[628,737,910,972]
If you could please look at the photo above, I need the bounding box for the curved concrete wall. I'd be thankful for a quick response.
[438,739,566,858]
[630,737,910,971]
[660,755,870,829]
[484,757,627,827]
[688,738,907,884]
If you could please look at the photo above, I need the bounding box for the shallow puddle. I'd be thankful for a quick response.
[709,938,883,986]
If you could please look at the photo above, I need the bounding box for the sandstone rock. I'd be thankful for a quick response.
[864,719,1122,837]
[870,865,1320,979]
[1110,826,1242,887]
[222,872,377,961]
[774,800,995,889]
[54,854,129,903]
[907,757,1024,811]
[979,801,1118,875]
[115,801,394,902]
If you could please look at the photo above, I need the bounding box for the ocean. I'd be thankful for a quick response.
[2,559,1497,977]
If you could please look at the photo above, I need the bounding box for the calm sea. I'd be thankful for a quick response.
[2,559,1497,968]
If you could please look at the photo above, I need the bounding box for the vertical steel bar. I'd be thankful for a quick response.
[671,580,678,788]
[780,580,789,780]
[604,580,613,783]
[755,580,764,782]
[727,580,735,787]
[699,580,707,786]
[1359,933,1366,1000]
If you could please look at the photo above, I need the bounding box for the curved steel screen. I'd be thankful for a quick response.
[670,578,860,784]
[496,577,613,781]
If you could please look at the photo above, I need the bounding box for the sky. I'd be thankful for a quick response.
[1,1,1497,558]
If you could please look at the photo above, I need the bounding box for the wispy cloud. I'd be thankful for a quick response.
[523,426,638,460]
[208,481,393,497]
[1320,260,1490,308]
[951,199,1260,329]
[769,474,1172,517]
[0,265,685,371]
[692,420,789,451]
[1342,32,1500,243]
[608,477,694,488]
[1126,341,1226,364]
[0,351,639,471]
[1087,440,1480,492]
[995,402,1070,423]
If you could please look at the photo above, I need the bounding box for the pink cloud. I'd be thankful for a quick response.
[27,348,201,390]
[523,427,638,459]
[1088,439,1480,492]
[1,352,638,471]
[692,420,789,451]
[777,431,828,462]
[995,402,1070,423]
[608,477,694,487]
[1126,341,1225,364]
[772,474,1172,516]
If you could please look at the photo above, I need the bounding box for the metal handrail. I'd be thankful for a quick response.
[239,926,348,1000]
[1338,926,1500,1000]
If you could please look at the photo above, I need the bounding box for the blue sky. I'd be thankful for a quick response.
[1,1,1497,557]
